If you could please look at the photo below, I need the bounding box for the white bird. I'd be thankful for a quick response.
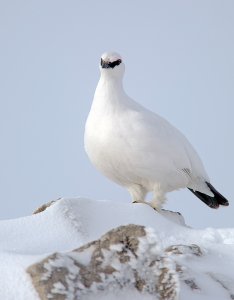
[84,52,229,210]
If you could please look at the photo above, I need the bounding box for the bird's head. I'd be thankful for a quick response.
[99,52,125,79]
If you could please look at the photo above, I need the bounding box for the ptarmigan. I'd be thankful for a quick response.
[84,52,229,210]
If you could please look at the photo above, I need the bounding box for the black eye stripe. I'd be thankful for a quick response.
[100,58,122,69]
[108,59,122,68]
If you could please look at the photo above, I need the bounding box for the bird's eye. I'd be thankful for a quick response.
[100,58,122,69]
[108,59,122,68]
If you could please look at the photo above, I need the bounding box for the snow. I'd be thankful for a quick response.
[0,197,234,299]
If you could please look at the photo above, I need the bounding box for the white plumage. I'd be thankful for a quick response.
[84,52,228,210]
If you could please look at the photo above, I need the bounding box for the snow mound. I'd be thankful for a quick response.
[0,197,234,300]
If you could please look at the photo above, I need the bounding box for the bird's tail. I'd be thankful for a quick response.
[188,182,229,209]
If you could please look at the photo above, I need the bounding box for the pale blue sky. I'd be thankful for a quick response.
[0,0,233,228]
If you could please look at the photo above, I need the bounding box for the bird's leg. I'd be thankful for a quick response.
[151,184,166,211]
[150,200,162,212]
[128,184,147,205]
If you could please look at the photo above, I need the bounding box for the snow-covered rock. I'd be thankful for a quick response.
[0,197,234,300]
[27,224,179,300]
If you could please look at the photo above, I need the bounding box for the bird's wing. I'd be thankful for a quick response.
[119,106,209,183]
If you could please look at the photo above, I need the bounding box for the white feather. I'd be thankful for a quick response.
[84,52,213,209]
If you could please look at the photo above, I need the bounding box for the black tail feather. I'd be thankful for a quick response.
[188,182,229,209]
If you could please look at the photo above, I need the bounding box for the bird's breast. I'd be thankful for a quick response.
[84,112,138,185]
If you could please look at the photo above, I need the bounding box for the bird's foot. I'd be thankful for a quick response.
[132,200,147,205]
[132,200,153,208]
[132,200,161,212]
[151,205,161,212]
[149,201,162,212]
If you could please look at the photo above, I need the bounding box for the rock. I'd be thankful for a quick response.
[165,244,203,257]
[165,244,203,292]
[33,198,61,214]
[27,224,179,300]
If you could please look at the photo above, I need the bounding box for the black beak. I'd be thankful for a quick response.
[101,58,110,69]
[101,58,122,69]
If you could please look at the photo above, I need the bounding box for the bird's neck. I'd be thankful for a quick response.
[98,74,124,93]
[93,76,127,108]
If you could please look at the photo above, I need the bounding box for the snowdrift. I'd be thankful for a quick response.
[0,198,234,299]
